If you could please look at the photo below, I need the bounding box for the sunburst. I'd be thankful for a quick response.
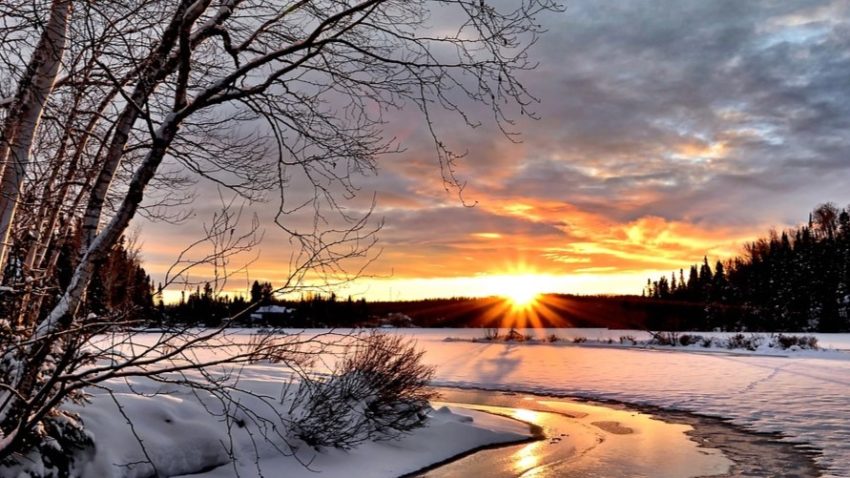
[504,285,540,310]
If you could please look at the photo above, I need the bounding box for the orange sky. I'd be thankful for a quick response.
[141,1,850,303]
[146,178,770,303]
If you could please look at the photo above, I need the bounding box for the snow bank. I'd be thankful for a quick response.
[179,406,529,478]
[443,331,845,359]
[65,369,529,478]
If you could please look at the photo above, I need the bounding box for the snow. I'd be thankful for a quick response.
[179,406,529,478]
[253,305,293,314]
[250,305,294,320]
[394,328,850,478]
[8,327,850,477]
[64,368,529,478]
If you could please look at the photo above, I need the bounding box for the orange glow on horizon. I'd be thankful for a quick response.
[142,192,771,304]
[505,288,540,310]
[485,268,548,312]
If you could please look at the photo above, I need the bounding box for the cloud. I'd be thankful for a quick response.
[136,0,850,298]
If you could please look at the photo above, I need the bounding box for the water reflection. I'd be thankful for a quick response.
[418,389,733,478]
[512,408,538,423]
[513,441,541,475]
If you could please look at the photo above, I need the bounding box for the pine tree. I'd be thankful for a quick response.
[250,280,262,304]
[644,204,850,332]
[260,282,273,305]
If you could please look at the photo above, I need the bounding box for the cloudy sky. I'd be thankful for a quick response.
[140,0,850,301]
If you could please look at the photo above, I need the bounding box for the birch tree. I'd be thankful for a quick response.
[0,0,561,468]
[0,0,72,269]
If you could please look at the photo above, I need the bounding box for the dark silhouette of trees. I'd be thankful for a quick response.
[85,236,154,320]
[164,290,370,328]
[647,203,850,332]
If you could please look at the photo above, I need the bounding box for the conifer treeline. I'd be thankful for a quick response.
[162,281,370,327]
[646,203,850,332]
[2,228,154,322]
[85,237,155,319]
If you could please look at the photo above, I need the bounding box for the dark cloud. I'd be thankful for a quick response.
[443,0,850,223]
[139,1,850,294]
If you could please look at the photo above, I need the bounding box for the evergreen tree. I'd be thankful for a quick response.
[250,280,263,304]
[260,282,273,305]
[644,204,850,332]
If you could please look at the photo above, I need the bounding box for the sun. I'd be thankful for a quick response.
[488,273,546,310]
[478,270,559,328]
[504,286,540,309]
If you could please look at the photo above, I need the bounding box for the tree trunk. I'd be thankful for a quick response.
[0,0,72,272]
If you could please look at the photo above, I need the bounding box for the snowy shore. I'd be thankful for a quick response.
[6,327,849,478]
[62,373,531,478]
[407,328,850,478]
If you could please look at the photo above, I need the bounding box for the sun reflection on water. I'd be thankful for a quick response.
[511,409,543,474]
[514,441,542,474]
[513,408,539,422]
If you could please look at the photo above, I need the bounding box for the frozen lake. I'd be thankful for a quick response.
[415,387,819,478]
[71,327,850,477]
[377,328,850,477]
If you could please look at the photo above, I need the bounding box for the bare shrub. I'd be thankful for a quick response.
[774,334,819,350]
[483,328,501,341]
[678,334,704,346]
[547,334,560,343]
[572,336,587,344]
[726,333,763,351]
[289,333,436,450]
[506,328,526,342]
[800,336,819,349]
[649,331,679,346]
[619,335,636,345]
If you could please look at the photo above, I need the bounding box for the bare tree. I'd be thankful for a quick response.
[0,0,72,269]
[0,0,561,469]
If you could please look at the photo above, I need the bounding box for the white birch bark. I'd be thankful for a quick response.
[0,0,72,271]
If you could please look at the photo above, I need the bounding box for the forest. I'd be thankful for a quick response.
[645,203,850,332]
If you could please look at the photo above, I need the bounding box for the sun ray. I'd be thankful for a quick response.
[505,287,540,310]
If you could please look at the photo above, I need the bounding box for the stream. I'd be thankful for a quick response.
[409,387,821,478]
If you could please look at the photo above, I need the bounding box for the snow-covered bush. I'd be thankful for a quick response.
[726,333,763,351]
[290,333,436,450]
[619,335,637,345]
[774,334,819,350]
[0,323,94,478]
[648,331,679,346]
[0,412,93,478]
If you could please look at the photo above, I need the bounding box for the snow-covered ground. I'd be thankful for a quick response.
[443,329,842,358]
[63,369,530,478]
[395,328,850,478]
[9,328,849,478]
[176,406,528,478]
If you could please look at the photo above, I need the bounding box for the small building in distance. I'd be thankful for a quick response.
[250,305,295,326]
